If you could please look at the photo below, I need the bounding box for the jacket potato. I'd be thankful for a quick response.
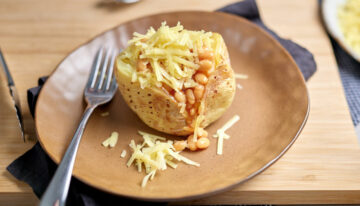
[115,22,235,150]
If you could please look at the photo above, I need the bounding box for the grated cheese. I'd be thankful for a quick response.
[179,102,186,114]
[100,112,109,117]
[127,131,200,187]
[120,150,127,158]
[213,115,240,155]
[234,73,248,79]
[101,132,119,148]
[117,22,226,92]
[193,114,204,142]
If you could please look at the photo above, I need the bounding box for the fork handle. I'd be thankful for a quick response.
[39,105,96,206]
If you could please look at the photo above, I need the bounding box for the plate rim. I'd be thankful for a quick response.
[321,0,360,62]
[35,10,310,202]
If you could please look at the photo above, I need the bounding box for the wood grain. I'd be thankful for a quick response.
[0,0,359,205]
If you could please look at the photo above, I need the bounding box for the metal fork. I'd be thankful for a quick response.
[39,47,118,206]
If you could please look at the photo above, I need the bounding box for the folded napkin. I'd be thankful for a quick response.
[317,0,360,136]
[7,0,317,205]
[329,38,360,130]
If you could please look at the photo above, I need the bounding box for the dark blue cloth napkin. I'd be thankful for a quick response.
[7,0,317,205]
[318,0,360,129]
[330,38,360,127]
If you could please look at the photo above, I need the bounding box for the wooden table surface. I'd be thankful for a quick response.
[1,0,360,205]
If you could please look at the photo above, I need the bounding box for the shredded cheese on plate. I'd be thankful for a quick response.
[101,132,119,148]
[213,115,240,155]
[120,150,127,158]
[100,112,109,117]
[234,73,248,79]
[127,131,199,187]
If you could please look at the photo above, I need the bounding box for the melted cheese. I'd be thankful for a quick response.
[127,131,200,187]
[213,115,240,155]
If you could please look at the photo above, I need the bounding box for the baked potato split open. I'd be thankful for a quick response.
[115,22,235,151]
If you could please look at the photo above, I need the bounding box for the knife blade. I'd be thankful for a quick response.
[0,49,25,142]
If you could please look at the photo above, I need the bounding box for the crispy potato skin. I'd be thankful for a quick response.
[116,70,189,136]
[115,45,235,136]
[203,64,235,127]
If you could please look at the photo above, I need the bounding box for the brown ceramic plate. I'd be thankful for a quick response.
[35,11,309,201]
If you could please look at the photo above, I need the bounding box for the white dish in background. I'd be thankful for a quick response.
[322,0,360,62]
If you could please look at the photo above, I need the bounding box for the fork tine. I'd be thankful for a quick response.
[87,47,104,89]
[105,51,116,91]
[110,76,118,91]
[96,48,111,90]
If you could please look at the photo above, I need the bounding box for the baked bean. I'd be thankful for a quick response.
[188,141,197,151]
[196,137,210,149]
[185,89,195,104]
[198,48,214,60]
[190,108,196,116]
[173,140,187,151]
[205,67,214,76]
[197,128,208,138]
[202,130,208,138]
[194,73,208,85]
[194,85,204,100]
[187,135,198,151]
[137,59,147,71]
[187,134,194,141]
[198,60,213,73]
[174,91,186,103]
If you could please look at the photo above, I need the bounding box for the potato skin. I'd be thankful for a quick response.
[203,64,235,127]
[115,45,235,136]
[116,69,189,136]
